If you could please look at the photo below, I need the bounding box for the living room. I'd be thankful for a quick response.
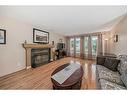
[0,3,127,95]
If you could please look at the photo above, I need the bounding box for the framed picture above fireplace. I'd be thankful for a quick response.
[33,28,49,44]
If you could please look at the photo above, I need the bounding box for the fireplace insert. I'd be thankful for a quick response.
[31,48,50,68]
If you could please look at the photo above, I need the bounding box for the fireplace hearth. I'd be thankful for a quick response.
[31,48,50,68]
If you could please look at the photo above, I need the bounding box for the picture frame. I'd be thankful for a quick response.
[52,41,54,45]
[33,28,49,44]
[0,29,6,44]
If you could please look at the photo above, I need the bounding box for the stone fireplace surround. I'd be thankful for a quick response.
[23,44,54,69]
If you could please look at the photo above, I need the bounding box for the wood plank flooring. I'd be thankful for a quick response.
[0,57,96,89]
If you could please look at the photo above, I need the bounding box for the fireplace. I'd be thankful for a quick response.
[31,48,50,68]
[23,44,54,69]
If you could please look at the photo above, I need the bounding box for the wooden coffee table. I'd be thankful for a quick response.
[51,63,84,89]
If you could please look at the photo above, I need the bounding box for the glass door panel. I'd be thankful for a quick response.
[75,38,80,57]
[91,36,98,57]
[70,38,74,56]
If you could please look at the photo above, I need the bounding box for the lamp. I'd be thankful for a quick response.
[114,35,118,42]
[107,34,118,43]
[105,38,108,41]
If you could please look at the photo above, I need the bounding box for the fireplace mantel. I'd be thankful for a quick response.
[22,43,54,69]
[23,43,54,49]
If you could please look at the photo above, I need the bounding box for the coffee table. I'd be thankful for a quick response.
[51,63,84,89]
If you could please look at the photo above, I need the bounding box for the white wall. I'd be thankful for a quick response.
[101,31,111,54]
[109,15,127,55]
[0,16,65,77]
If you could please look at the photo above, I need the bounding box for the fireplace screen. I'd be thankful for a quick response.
[31,48,50,68]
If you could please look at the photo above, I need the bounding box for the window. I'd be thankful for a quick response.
[91,36,98,56]
[75,38,80,54]
[69,38,80,57]
[70,38,74,56]
[68,34,100,59]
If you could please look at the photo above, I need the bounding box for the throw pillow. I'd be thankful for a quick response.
[104,58,120,71]
[118,55,127,75]
[121,69,127,87]
[97,56,106,66]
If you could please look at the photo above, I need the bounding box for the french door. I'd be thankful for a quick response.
[70,37,80,57]
[84,36,98,59]
[70,38,74,56]
[69,36,98,59]
[91,36,98,57]
[75,38,80,57]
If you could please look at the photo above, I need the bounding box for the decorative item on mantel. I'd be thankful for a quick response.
[24,40,27,44]
[52,41,54,45]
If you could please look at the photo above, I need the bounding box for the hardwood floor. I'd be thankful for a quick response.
[0,57,96,89]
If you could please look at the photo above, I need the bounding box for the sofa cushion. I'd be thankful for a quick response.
[121,69,127,87]
[103,58,120,71]
[97,65,124,86]
[118,55,127,75]
[99,79,126,90]
[97,56,106,66]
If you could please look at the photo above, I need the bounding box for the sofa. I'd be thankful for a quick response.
[96,55,127,90]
